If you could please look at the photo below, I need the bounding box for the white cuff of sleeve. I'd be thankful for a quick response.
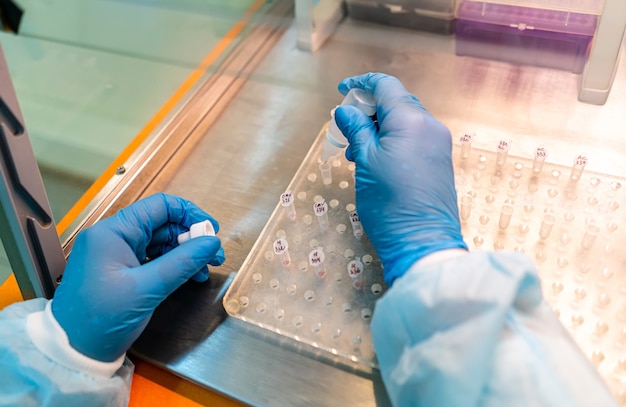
[26,301,126,378]
[412,248,469,269]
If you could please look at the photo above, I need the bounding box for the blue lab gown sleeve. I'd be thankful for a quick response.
[371,251,618,407]
[0,298,133,407]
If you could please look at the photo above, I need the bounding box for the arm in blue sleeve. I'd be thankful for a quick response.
[371,251,618,407]
[0,299,133,407]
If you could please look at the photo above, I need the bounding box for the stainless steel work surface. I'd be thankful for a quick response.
[130,17,626,406]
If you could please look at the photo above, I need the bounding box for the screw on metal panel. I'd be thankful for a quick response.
[116,166,126,175]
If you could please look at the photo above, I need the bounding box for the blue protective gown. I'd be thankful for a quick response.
[0,298,132,407]
[371,251,618,406]
[0,251,618,406]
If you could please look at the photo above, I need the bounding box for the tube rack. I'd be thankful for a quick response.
[224,126,626,397]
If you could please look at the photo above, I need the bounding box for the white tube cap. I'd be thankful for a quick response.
[177,220,216,244]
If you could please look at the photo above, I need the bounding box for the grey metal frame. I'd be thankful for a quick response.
[579,0,626,105]
[0,43,66,300]
[295,0,345,52]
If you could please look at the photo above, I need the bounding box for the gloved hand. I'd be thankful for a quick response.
[51,193,225,362]
[335,73,467,286]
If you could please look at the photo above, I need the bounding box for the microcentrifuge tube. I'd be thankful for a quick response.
[498,201,513,230]
[348,210,364,239]
[539,212,556,239]
[273,237,291,266]
[581,223,599,250]
[177,220,215,244]
[460,193,473,221]
[459,133,473,159]
[280,190,296,221]
[496,139,511,166]
[313,199,329,230]
[319,162,332,185]
[309,248,326,279]
[347,258,364,290]
[321,88,376,162]
[570,154,587,181]
[532,146,547,173]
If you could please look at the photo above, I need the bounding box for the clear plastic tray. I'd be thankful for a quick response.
[224,124,386,373]
[457,1,598,34]
[460,0,605,15]
[454,135,626,399]
[455,1,597,73]
[350,0,457,15]
[346,0,456,35]
[225,126,626,397]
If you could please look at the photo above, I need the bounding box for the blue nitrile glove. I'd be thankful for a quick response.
[335,73,468,286]
[51,193,225,362]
